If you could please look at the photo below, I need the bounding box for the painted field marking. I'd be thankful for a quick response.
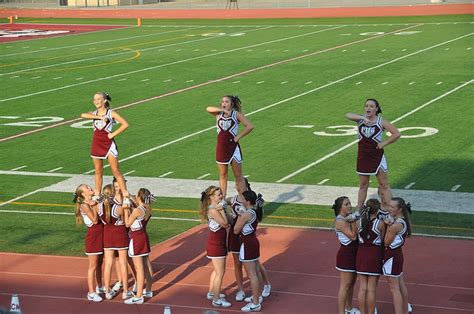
[0,27,201,58]
[10,75,19,78]
[409,81,415,85]
[159,171,174,178]
[186,79,194,83]
[0,26,272,77]
[118,78,127,81]
[10,165,27,171]
[404,182,416,189]
[287,125,314,128]
[305,81,313,85]
[451,185,461,192]
[83,169,95,175]
[47,167,63,173]
[318,179,330,185]
[123,170,136,176]
[257,81,265,84]
[402,49,407,51]
[0,116,20,119]
[382,81,388,85]
[141,78,150,82]
[281,81,288,84]
[437,81,443,85]
[164,79,172,82]
[31,76,41,79]
[445,48,450,50]
[197,173,211,180]
[1,25,419,143]
[0,188,43,208]
[53,77,62,80]
[356,81,363,85]
[233,80,240,84]
[277,78,473,182]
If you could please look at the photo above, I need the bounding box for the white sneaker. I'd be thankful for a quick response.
[235,290,246,302]
[143,289,153,298]
[206,292,226,300]
[244,295,263,304]
[87,292,103,302]
[408,303,413,313]
[241,302,262,312]
[262,284,271,298]
[105,290,116,300]
[95,286,105,294]
[212,298,232,308]
[345,308,361,314]
[122,291,133,300]
[124,296,144,304]
[374,308,378,314]
[111,281,123,293]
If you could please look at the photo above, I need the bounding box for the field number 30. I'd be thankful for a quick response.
[313,125,438,138]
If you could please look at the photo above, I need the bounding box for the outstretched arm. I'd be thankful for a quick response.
[207,106,230,116]
[81,112,106,120]
[346,113,369,123]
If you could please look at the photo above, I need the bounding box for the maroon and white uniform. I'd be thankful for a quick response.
[90,109,118,159]
[128,206,150,257]
[81,204,104,256]
[206,212,228,258]
[216,111,242,164]
[356,115,387,175]
[356,217,384,276]
[383,218,408,277]
[103,198,129,250]
[335,215,358,272]
[227,195,244,254]
[239,209,260,262]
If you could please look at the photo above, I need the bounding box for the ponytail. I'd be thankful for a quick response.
[199,186,220,222]
[392,197,413,236]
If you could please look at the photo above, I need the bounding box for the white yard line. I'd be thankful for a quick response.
[159,171,174,178]
[197,173,211,180]
[0,188,43,208]
[318,179,330,185]
[404,182,416,189]
[10,165,27,171]
[123,170,136,176]
[451,185,462,192]
[277,78,473,183]
[47,167,63,173]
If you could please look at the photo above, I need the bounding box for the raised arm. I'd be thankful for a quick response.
[234,112,254,142]
[81,112,106,120]
[378,119,401,149]
[109,111,129,139]
[207,106,230,116]
[346,113,369,123]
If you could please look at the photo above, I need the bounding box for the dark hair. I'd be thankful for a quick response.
[244,177,252,192]
[366,98,382,115]
[391,197,412,236]
[360,199,381,232]
[96,92,112,108]
[242,190,264,222]
[224,95,242,112]
[332,196,348,217]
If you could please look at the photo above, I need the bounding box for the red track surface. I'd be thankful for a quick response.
[0,4,472,20]
[0,23,124,42]
[0,226,473,313]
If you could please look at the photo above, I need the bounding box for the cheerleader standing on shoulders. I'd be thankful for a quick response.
[123,188,155,304]
[333,196,360,314]
[234,190,264,312]
[74,184,104,302]
[207,95,254,197]
[80,92,131,204]
[383,198,412,314]
[356,199,386,314]
[200,186,232,308]
[101,184,132,300]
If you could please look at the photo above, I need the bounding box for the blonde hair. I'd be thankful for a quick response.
[74,184,87,226]
[102,184,115,224]
[199,185,220,222]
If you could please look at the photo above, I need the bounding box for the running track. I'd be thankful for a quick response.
[0,226,473,313]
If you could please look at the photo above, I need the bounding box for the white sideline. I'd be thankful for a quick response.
[276,69,473,182]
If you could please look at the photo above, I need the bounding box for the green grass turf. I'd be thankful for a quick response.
[0,16,472,255]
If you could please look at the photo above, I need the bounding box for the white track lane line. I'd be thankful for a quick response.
[277,78,473,183]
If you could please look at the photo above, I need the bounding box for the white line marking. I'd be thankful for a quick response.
[305,81,312,85]
[10,75,19,79]
[445,48,450,50]
[287,125,314,128]
[197,173,211,180]
[467,47,472,50]
[451,185,461,192]
[318,179,330,185]
[281,81,288,84]
[0,25,421,144]
[176,49,182,52]
[47,167,63,173]
[244,175,250,178]
[159,171,174,178]
[409,81,415,85]
[186,80,194,83]
[277,79,473,182]
[342,50,347,52]
[356,81,363,85]
[118,78,127,81]
[302,49,309,52]
[361,49,366,52]
[31,76,41,80]
[382,49,387,52]
[0,116,20,119]
[211,49,217,52]
[53,77,62,80]
[437,81,443,85]
[256,81,265,84]
[10,165,27,171]
[402,49,407,51]
[0,26,343,100]
[123,170,136,176]
[0,188,42,208]
[83,169,95,175]
[233,81,241,84]
[247,49,253,52]
[193,49,200,51]
[382,81,388,85]
[404,182,416,189]
[88,48,96,50]
[164,79,172,82]
[141,79,150,82]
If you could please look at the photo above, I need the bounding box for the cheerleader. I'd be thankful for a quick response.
[383,198,412,314]
[73,184,104,302]
[346,99,400,209]
[207,95,254,197]
[123,188,155,305]
[80,92,130,203]
[333,197,359,314]
[356,199,386,314]
[200,186,232,308]
[101,184,132,300]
